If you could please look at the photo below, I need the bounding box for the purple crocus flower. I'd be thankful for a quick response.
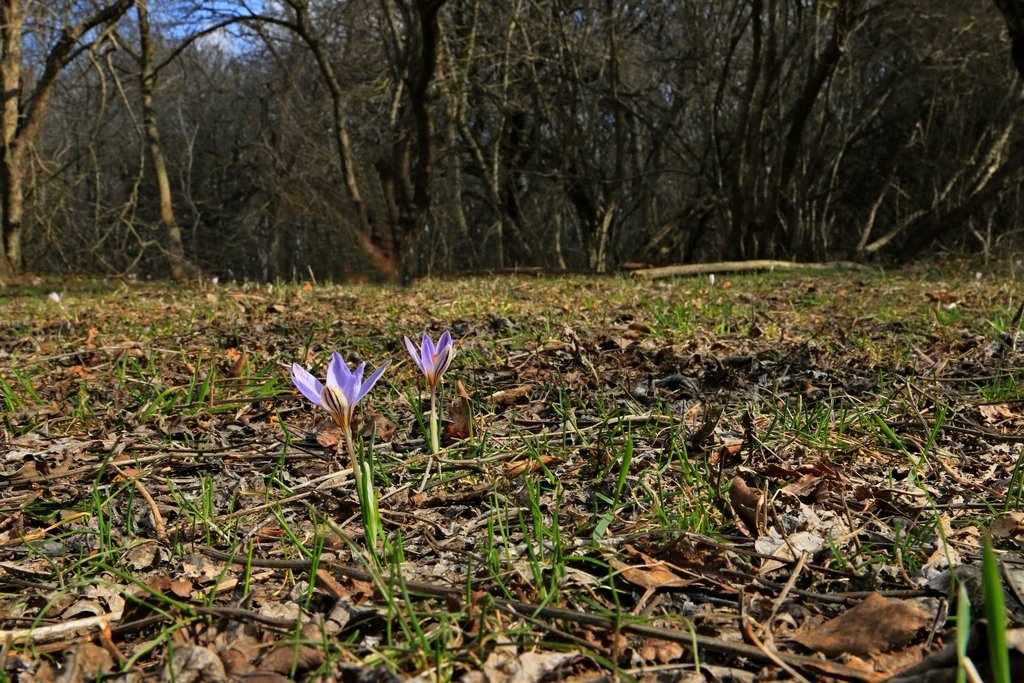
[405,331,455,390]
[291,351,389,431]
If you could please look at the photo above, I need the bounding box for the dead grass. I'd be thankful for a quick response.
[1,263,1023,682]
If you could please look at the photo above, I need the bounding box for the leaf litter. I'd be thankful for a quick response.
[1,264,1024,681]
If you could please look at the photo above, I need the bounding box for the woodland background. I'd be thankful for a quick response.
[3,0,1024,284]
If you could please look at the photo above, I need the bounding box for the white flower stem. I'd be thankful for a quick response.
[429,386,440,455]
[342,426,362,493]
[343,425,379,557]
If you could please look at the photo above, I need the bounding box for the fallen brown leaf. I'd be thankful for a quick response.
[164,644,227,682]
[637,637,685,664]
[729,476,767,537]
[979,403,1014,424]
[224,348,245,377]
[794,592,931,656]
[506,455,563,478]
[611,551,695,611]
[488,384,533,407]
[990,511,1024,541]
[316,423,341,448]
[444,380,475,442]
[68,364,93,378]
[481,646,578,683]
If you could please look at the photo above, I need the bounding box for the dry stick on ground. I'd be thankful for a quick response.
[942,421,1024,443]
[630,260,871,280]
[7,439,276,488]
[200,548,878,681]
[739,588,814,683]
[756,551,808,641]
[109,462,166,541]
[0,512,89,548]
[0,612,124,644]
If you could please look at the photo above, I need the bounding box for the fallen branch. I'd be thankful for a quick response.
[631,260,871,280]
[201,547,878,682]
[0,611,123,644]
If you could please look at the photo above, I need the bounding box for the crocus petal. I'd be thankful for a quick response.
[355,361,390,404]
[291,364,324,407]
[351,362,366,385]
[327,351,348,390]
[435,346,453,378]
[405,336,423,368]
[338,362,362,405]
[435,331,455,374]
[421,334,435,368]
[437,330,452,351]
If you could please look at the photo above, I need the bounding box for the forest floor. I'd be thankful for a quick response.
[2,262,1024,682]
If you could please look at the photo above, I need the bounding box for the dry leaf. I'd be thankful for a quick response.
[259,642,323,675]
[488,384,533,407]
[316,423,341,448]
[991,512,1024,541]
[68,362,92,378]
[979,403,1014,424]
[360,413,396,442]
[506,455,563,478]
[314,568,348,600]
[169,579,194,599]
[224,348,245,377]
[444,379,475,442]
[163,645,226,682]
[782,473,829,501]
[219,647,255,677]
[444,400,471,441]
[794,593,931,656]
[68,642,115,680]
[612,553,693,592]
[637,637,685,664]
[611,551,694,611]
[482,646,578,683]
[729,476,767,537]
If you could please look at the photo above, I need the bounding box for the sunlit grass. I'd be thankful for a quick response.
[1,265,1022,678]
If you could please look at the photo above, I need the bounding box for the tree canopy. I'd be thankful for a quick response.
[1,0,1022,282]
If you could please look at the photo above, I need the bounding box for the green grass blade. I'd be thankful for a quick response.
[982,534,1011,683]
[956,581,971,683]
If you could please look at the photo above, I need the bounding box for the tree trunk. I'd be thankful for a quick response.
[726,0,763,260]
[138,0,188,279]
[287,0,395,279]
[384,0,448,285]
[993,0,1024,79]
[0,0,24,279]
[0,0,134,282]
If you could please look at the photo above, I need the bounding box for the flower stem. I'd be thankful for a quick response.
[343,426,379,558]
[342,427,362,493]
[429,387,440,454]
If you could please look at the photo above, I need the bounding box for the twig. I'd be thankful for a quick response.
[0,611,123,644]
[757,551,807,640]
[631,260,870,280]
[740,591,813,683]
[109,463,166,541]
[942,421,1024,443]
[201,548,878,681]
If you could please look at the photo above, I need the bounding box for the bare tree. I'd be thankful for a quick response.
[135,0,189,278]
[12,0,1024,281]
[993,0,1024,79]
[378,0,448,283]
[0,0,135,282]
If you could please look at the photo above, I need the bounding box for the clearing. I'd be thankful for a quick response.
[1,263,1023,682]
